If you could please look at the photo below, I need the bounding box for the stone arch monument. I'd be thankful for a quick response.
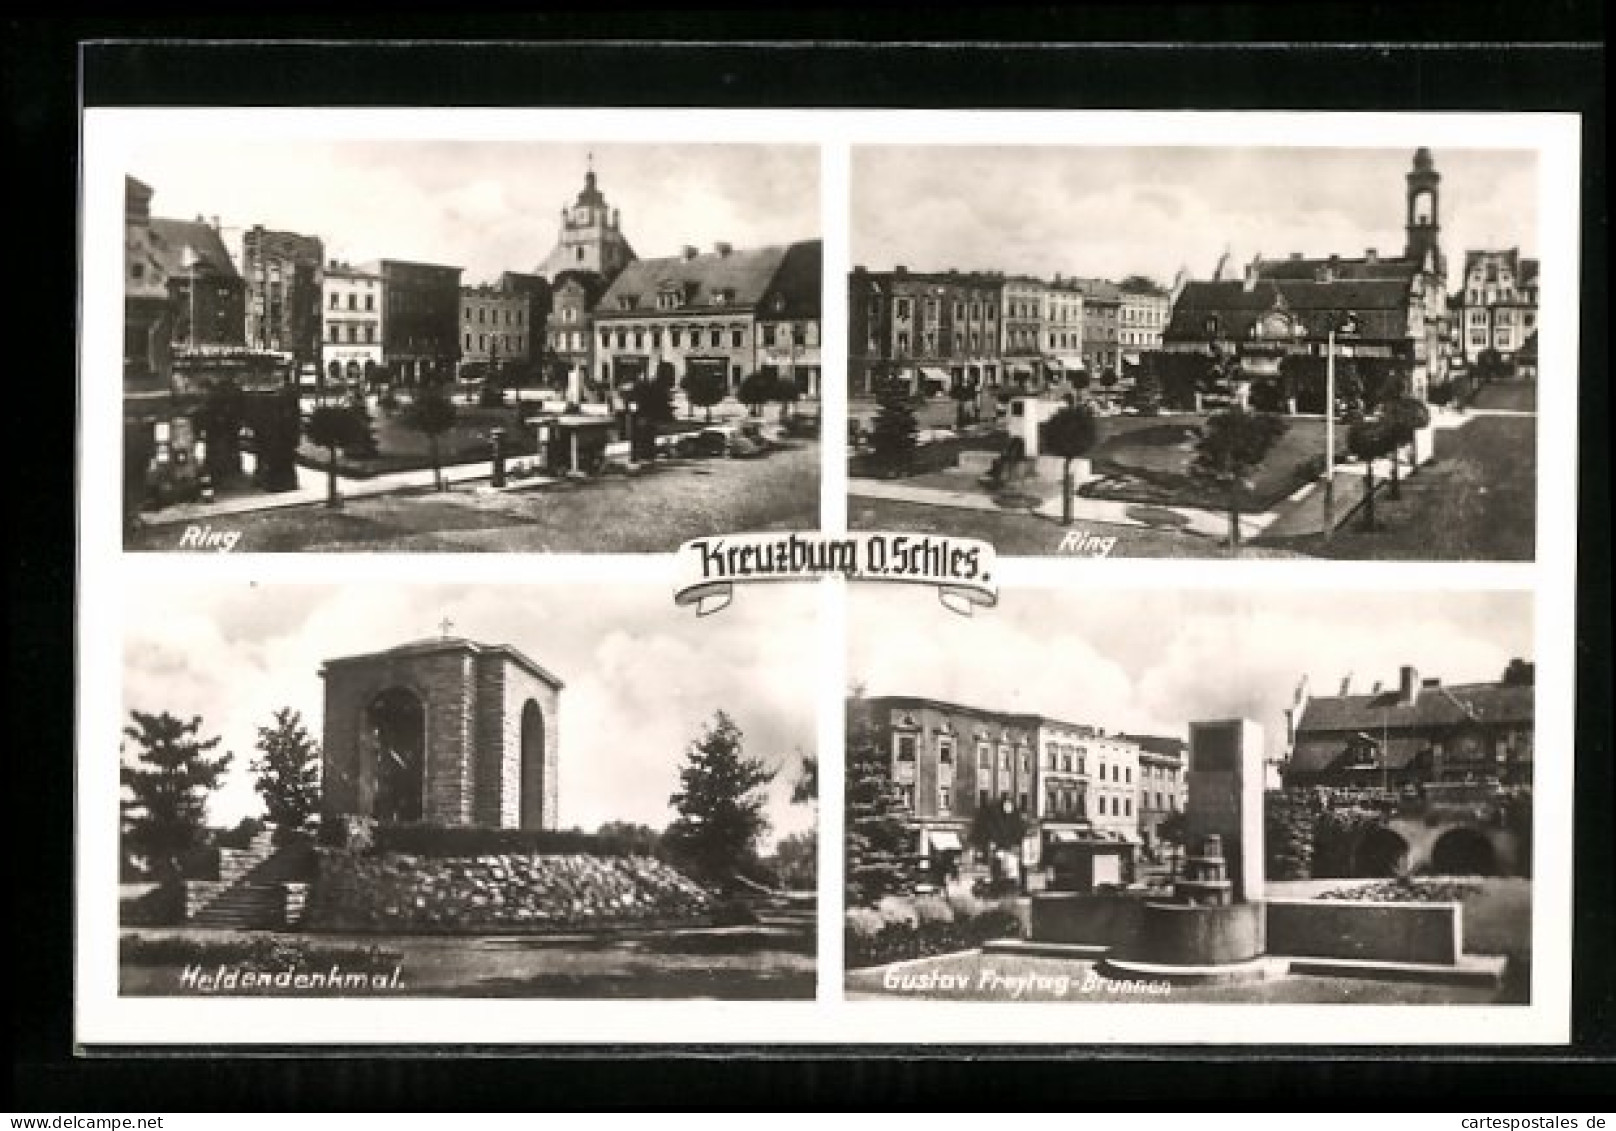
[320,636,562,829]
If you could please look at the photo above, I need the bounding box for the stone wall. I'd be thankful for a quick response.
[306,850,715,932]
[1267,898,1463,965]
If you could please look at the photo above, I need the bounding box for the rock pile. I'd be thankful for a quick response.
[307,851,717,932]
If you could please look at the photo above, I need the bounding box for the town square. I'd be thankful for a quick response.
[848,146,1540,560]
[121,141,821,552]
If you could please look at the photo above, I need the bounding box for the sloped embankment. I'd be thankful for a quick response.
[307,850,716,932]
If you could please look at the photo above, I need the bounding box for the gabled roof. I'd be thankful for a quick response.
[756,239,822,321]
[1288,734,1429,775]
[1294,680,1533,736]
[149,218,240,281]
[597,243,791,318]
[1256,255,1418,283]
[1166,278,1415,342]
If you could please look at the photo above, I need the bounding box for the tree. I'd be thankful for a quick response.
[121,710,233,881]
[1126,368,1163,415]
[682,369,726,423]
[844,694,914,906]
[1191,407,1289,551]
[342,391,380,457]
[1099,367,1119,391]
[249,389,303,492]
[771,830,817,890]
[1348,417,1395,531]
[869,376,919,475]
[737,370,776,418]
[402,384,457,491]
[773,374,801,421]
[250,707,321,845]
[594,820,663,857]
[194,379,247,483]
[304,404,366,507]
[969,797,1031,888]
[1043,402,1100,525]
[627,375,676,460]
[663,711,776,882]
[1119,274,1163,294]
[1379,395,1431,501]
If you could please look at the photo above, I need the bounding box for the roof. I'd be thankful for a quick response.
[756,239,822,321]
[1165,278,1415,342]
[550,269,609,305]
[1287,734,1429,776]
[1255,255,1418,283]
[148,217,240,281]
[1294,680,1533,737]
[1120,733,1188,762]
[596,243,791,318]
[322,636,565,690]
[1071,278,1122,303]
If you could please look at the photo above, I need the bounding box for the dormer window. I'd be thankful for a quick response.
[617,295,637,310]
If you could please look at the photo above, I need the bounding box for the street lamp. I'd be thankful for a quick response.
[1322,310,1360,539]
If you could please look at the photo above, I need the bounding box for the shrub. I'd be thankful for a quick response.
[963,908,1024,944]
[710,897,761,927]
[912,894,956,926]
[845,907,886,945]
[120,933,399,969]
[876,894,920,929]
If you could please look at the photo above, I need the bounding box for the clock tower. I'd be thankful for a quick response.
[534,159,637,283]
[1404,147,1444,276]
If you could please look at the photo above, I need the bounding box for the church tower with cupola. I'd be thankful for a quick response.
[1404,147,1444,277]
[534,158,637,283]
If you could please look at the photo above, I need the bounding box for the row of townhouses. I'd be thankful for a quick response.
[848,150,1538,403]
[852,695,1188,874]
[124,165,823,404]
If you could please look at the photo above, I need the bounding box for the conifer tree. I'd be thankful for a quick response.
[250,707,322,845]
[121,710,233,880]
[844,693,914,906]
[664,711,775,881]
[869,376,919,474]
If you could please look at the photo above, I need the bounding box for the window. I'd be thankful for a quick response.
[1124,766,1132,785]
[330,293,340,309]
[1124,798,1133,818]
[895,734,917,762]
[366,325,375,344]
[348,294,357,311]
[979,789,990,809]
[710,328,722,347]
[938,737,955,765]
[671,330,682,347]
[977,742,991,768]
[896,299,911,319]
[616,331,627,349]
[938,784,952,814]
[731,328,744,348]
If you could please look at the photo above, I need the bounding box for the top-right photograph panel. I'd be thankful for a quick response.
[848,145,1542,561]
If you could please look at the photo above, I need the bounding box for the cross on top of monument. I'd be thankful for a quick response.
[438,616,455,638]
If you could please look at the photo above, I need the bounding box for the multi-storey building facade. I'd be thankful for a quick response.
[1125,733,1188,851]
[1074,278,1123,377]
[1163,149,1452,398]
[374,259,463,385]
[1452,249,1539,368]
[124,176,174,396]
[458,283,532,377]
[753,238,823,398]
[1283,664,1534,789]
[242,225,325,368]
[1043,280,1086,382]
[1118,283,1171,359]
[1085,732,1142,842]
[149,215,246,352]
[847,267,1001,396]
[545,270,607,392]
[1000,276,1048,389]
[594,240,818,395]
[320,261,384,385]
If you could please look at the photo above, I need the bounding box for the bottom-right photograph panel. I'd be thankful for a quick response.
[844,585,1536,1007]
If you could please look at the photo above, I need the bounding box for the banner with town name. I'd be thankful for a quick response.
[673,532,997,615]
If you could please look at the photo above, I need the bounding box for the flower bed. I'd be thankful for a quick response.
[844,892,1024,969]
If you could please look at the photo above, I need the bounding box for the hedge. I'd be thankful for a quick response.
[370,824,642,858]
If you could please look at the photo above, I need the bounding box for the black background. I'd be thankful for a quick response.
[8,19,1610,1109]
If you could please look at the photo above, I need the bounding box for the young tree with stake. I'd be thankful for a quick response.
[1192,406,1289,552]
[402,384,458,491]
[1043,401,1100,525]
[251,707,322,845]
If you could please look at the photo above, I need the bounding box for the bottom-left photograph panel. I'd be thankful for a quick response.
[111,579,819,1000]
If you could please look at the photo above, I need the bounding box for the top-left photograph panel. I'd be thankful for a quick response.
[107,128,822,553]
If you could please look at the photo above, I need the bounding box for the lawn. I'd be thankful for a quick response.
[1277,412,1536,561]
[128,441,821,553]
[120,924,815,1000]
[848,497,1305,559]
[1083,413,1328,512]
[296,402,537,477]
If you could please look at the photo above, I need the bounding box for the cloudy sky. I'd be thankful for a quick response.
[849,587,1533,761]
[853,146,1538,286]
[127,141,819,284]
[122,581,818,845]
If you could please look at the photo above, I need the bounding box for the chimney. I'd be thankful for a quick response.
[895,265,908,277]
[1289,251,1303,260]
[211,215,221,231]
[1365,247,1378,263]
[1243,258,1259,292]
[714,241,732,257]
[1339,673,1353,697]
[681,245,699,261]
[1422,677,1441,688]
[1399,665,1420,705]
